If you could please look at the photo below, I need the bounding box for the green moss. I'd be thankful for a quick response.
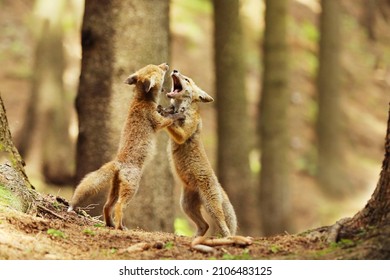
[47,228,66,239]
[0,184,25,211]
[82,228,96,236]
[222,249,252,260]
[270,245,282,254]
[164,241,175,249]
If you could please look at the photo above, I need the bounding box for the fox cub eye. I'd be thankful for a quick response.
[185,78,190,83]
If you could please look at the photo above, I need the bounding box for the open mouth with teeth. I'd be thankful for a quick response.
[167,73,183,98]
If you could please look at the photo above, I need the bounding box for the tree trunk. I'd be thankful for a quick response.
[323,103,390,259]
[75,0,174,232]
[213,0,258,235]
[258,0,290,236]
[316,0,347,196]
[75,1,116,183]
[16,0,74,185]
[344,104,390,229]
[0,94,36,212]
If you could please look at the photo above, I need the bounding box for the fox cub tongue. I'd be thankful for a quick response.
[167,89,180,98]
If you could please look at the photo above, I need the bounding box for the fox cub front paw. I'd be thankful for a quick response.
[157,104,174,117]
[157,105,186,121]
[170,112,185,121]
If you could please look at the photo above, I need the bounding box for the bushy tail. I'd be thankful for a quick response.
[68,161,117,212]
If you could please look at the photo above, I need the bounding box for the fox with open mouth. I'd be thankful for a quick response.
[159,69,238,237]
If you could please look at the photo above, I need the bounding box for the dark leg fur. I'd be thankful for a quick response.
[103,171,120,228]
[181,188,209,236]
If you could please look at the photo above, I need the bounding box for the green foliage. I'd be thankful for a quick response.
[82,228,96,236]
[93,223,105,228]
[222,249,252,260]
[174,217,193,237]
[47,228,65,239]
[302,21,319,43]
[313,239,356,258]
[288,18,319,78]
[249,149,261,174]
[295,149,318,176]
[330,238,356,249]
[164,241,175,250]
[269,244,282,254]
[171,0,211,46]
[52,201,61,210]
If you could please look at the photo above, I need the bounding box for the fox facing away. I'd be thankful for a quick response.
[159,69,238,237]
[68,63,183,230]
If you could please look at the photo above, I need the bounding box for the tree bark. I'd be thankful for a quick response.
[75,0,116,183]
[318,103,390,259]
[344,104,390,230]
[75,0,174,232]
[0,94,36,212]
[258,0,290,236]
[213,0,258,235]
[316,0,348,196]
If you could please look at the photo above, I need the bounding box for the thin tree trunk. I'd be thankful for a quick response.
[258,0,290,236]
[17,0,74,185]
[213,0,258,235]
[316,0,347,196]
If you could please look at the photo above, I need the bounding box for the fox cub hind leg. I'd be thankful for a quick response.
[200,189,232,237]
[103,170,120,228]
[181,188,209,236]
[103,166,141,230]
[182,186,232,237]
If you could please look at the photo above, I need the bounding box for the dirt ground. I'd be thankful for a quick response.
[0,0,388,261]
[0,193,368,260]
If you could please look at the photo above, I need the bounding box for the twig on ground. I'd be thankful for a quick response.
[37,204,65,220]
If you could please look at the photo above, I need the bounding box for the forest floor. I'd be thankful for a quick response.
[0,193,376,260]
[0,0,388,261]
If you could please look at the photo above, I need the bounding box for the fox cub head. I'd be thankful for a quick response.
[124,63,169,98]
[167,70,214,106]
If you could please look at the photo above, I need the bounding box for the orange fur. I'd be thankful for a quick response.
[163,70,237,237]
[69,63,183,230]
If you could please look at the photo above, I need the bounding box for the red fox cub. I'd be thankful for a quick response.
[159,69,238,237]
[68,63,183,230]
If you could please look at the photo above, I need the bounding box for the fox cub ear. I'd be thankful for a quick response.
[124,74,137,85]
[143,76,156,93]
[124,74,156,93]
[198,89,214,103]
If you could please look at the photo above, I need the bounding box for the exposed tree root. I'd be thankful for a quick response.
[326,217,352,243]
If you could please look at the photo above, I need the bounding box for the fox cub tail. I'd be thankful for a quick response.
[68,161,117,212]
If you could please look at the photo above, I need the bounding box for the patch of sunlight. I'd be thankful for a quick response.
[249,149,261,174]
[174,217,193,237]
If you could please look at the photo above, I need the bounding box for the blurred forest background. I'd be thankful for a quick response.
[0,0,389,237]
